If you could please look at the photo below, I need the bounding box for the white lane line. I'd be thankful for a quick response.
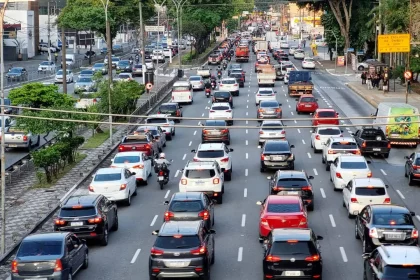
[246,120,248,124]
[346,127,350,130]
[193,130,197,135]
[246,153,248,159]
[329,214,336,227]
[188,141,192,146]
[396,190,405,199]
[174,170,180,178]
[247,105,248,108]
[340,247,348,263]
[245,169,248,176]
[248,94,250,97]
[380,169,387,176]
[291,112,294,115]
[241,214,246,227]
[244,188,248,197]
[307,152,311,158]
[246,112,248,116]
[348,131,353,134]
[208,100,210,103]
[150,215,158,226]
[238,247,243,262]
[284,93,286,97]
[313,168,318,176]
[246,129,248,134]
[182,154,186,160]
[297,129,301,133]
[288,104,291,108]
[416,215,420,222]
[247,100,249,103]
[286,99,289,102]
[164,190,171,199]
[320,188,326,198]
[294,120,297,124]
[246,140,248,145]
[130,249,141,264]
[302,139,306,144]
[198,121,201,125]
[202,113,204,117]
[328,105,333,108]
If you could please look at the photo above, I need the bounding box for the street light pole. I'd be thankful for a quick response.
[139,0,146,84]
[153,0,167,84]
[171,0,188,68]
[47,1,51,61]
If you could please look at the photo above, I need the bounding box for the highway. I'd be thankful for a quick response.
[23,46,418,280]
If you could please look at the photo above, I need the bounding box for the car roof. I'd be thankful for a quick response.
[221,78,236,82]
[198,143,225,150]
[337,155,366,162]
[267,195,301,204]
[214,91,231,95]
[185,160,217,169]
[147,114,170,118]
[231,68,243,71]
[271,228,312,242]
[189,75,202,79]
[161,102,177,106]
[24,232,68,242]
[173,81,190,86]
[211,102,231,107]
[159,221,202,236]
[96,167,123,174]
[330,137,356,142]
[277,170,306,178]
[316,108,336,112]
[353,178,385,188]
[63,194,101,208]
[172,192,203,201]
[258,88,274,91]
[261,120,284,126]
[316,125,341,130]
[260,100,279,105]
[114,151,145,157]
[371,204,410,214]
[377,245,420,266]
[265,139,290,145]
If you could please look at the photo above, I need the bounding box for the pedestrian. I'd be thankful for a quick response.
[408,80,412,94]
[302,39,306,48]
[361,72,366,85]
[327,47,333,61]
[367,74,373,90]
[54,52,58,63]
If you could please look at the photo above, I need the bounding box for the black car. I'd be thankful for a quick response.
[150,221,216,280]
[227,63,241,75]
[6,67,28,82]
[117,60,132,72]
[267,170,315,211]
[260,140,295,172]
[54,194,118,246]
[229,73,244,87]
[212,91,233,108]
[3,98,17,114]
[278,54,289,62]
[405,152,420,185]
[11,232,88,280]
[355,204,418,253]
[163,192,215,229]
[263,228,323,280]
[158,102,182,123]
[201,119,230,145]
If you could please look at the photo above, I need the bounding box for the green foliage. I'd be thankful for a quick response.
[32,146,60,183]
[369,0,409,33]
[226,18,239,32]
[86,103,103,133]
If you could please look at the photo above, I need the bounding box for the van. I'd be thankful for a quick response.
[64,54,75,67]
[171,81,193,104]
[373,102,420,147]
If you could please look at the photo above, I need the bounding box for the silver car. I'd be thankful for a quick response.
[258,120,286,145]
[257,100,283,120]
[135,125,166,152]
[75,77,95,94]
[188,75,204,90]
[92,63,108,74]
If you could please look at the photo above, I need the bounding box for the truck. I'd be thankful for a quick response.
[253,40,268,54]
[288,71,314,97]
[235,46,249,62]
[118,133,159,157]
[351,127,391,158]
[257,65,276,87]
[265,31,277,43]
[3,124,40,151]
[75,98,101,110]
[372,102,420,147]
[197,66,211,78]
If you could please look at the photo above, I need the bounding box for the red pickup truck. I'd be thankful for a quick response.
[118,133,159,157]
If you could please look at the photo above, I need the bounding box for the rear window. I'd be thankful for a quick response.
[94,173,121,181]
[318,128,341,135]
[259,91,273,95]
[122,137,148,144]
[205,120,226,126]
[154,236,200,249]
[383,265,420,278]
[210,54,219,58]
[261,102,278,107]
[77,78,92,83]
[17,241,63,257]
[318,111,336,117]
[277,178,308,187]
[262,123,284,131]
[360,129,386,140]
[169,201,204,212]
[222,80,235,84]
[147,118,167,124]
[355,187,386,196]
[185,169,216,179]
[331,142,358,149]
[119,74,130,78]
[300,97,316,102]
[271,241,316,255]
[173,86,190,91]
[60,207,96,217]
[264,142,289,152]
[212,106,230,110]
[214,92,230,98]
[189,76,201,81]
[340,162,367,169]
[114,156,141,164]
[159,104,177,112]
[267,203,300,213]
[230,74,242,79]
[373,213,413,225]
[197,150,224,158]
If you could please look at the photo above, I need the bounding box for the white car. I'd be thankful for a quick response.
[329,155,372,191]
[188,75,204,90]
[209,102,233,125]
[342,178,390,218]
[54,70,74,83]
[162,48,172,58]
[37,61,56,73]
[258,120,286,145]
[284,73,289,84]
[288,47,297,55]
[145,59,154,70]
[179,160,225,204]
[315,39,326,47]
[293,49,305,60]
[257,51,268,60]
[322,137,360,170]
[116,73,133,82]
[191,143,234,180]
[311,126,343,153]
[145,114,175,140]
[219,78,239,96]
[110,151,152,185]
[302,57,316,69]
[357,59,378,71]
[88,167,137,205]
[255,88,277,105]
[280,41,289,49]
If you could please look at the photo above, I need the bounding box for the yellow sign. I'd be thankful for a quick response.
[378,34,410,53]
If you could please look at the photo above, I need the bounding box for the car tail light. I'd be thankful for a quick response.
[301,186,312,191]
[181,179,187,185]
[219,84,223,87]
[199,210,209,220]
[260,218,269,226]
[361,141,366,148]
[118,146,124,151]
[220,157,229,162]
[305,254,320,262]
[234,84,238,86]
[54,219,66,225]
[203,130,208,134]
[383,197,391,204]
[11,260,18,273]
[265,255,281,262]
[88,216,102,223]
[336,172,342,179]
[132,164,144,169]
[210,110,215,113]
[145,144,151,150]
[157,112,161,114]
[151,247,164,256]
[191,245,207,255]
[315,135,321,140]
[369,228,379,238]
[413,165,419,170]
[257,94,261,96]
[23,135,28,141]
[367,171,372,177]
[226,110,232,113]
[213,178,220,184]
[299,218,307,226]
[259,131,264,134]
[412,229,419,239]
[164,211,174,221]
[172,96,174,100]
[120,184,127,190]
[54,259,63,272]
[261,154,267,161]
[88,185,94,192]
[275,108,281,113]
[353,150,361,155]
[350,197,358,203]
[387,142,391,149]
[189,96,191,100]
[328,150,335,154]
[258,109,265,112]
[221,129,228,133]
[176,111,180,117]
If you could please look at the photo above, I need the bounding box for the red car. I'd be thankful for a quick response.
[257,195,308,240]
[312,108,339,126]
[296,94,319,114]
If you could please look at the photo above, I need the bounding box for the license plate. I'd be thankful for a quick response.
[385,233,404,240]
[165,261,189,268]
[272,156,284,160]
[373,148,381,151]
[195,181,205,185]
[285,271,300,276]
[158,176,164,180]
[25,278,47,280]
[269,133,276,136]
[305,105,312,107]
[71,222,83,226]
[286,191,299,195]
[211,132,221,135]
[8,144,17,147]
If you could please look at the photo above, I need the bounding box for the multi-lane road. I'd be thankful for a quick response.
[16,45,416,280]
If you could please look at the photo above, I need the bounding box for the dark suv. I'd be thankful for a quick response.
[405,152,420,185]
[201,120,230,145]
[54,194,118,246]
[267,170,315,211]
[355,205,418,253]
[229,73,244,87]
[163,192,215,229]
[263,228,323,280]
[260,140,295,172]
[212,91,233,108]
[158,103,182,123]
[149,221,216,279]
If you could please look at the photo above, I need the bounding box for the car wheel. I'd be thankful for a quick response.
[408,174,415,186]
[307,203,314,211]
[225,139,231,145]
[158,147,162,153]
[112,212,119,231]
[260,164,265,172]
[348,210,354,219]
[172,129,175,136]
[211,242,215,265]
[100,227,109,246]
[163,141,166,147]
[405,167,408,177]
[362,237,370,253]
[384,153,389,159]
[326,164,330,171]
[26,141,32,151]
[125,193,132,206]
[149,276,158,280]
[358,66,365,71]
[166,134,172,141]
[133,187,137,196]
[217,195,223,204]
[322,156,325,164]
[82,251,89,269]
[225,169,232,181]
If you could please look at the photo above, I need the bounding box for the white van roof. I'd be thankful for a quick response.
[173,81,190,87]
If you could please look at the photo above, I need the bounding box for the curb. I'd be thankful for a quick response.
[345,82,379,108]
[325,69,355,77]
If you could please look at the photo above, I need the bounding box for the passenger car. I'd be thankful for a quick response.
[191,143,233,181]
[11,232,88,280]
[322,137,361,170]
[212,91,233,108]
[54,70,74,83]
[88,167,137,206]
[163,192,215,229]
[157,103,182,123]
[255,88,277,105]
[209,103,234,125]
[295,94,318,114]
[6,67,27,81]
[230,68,246,82]
[227,63,241,75]
[310,126,343,153]
[258,120,286,144]
[201,120,230,145]
[135,125,166,151]
[74,77,95,94]
[257,195,308,239]
[189,75,205,90]
[116,73,133,82]
[92,63,108,75]
[116,60,132,72]
[352,127,391,157]
[355,205,418,253]
[293,49,305,59]
[260,140,295,171]
[302,57,316,69]
[343,178,390,218]
[329,155,372,190]
[132,64,143,77]
[145,114,176,140]
[219,78,240,96]
[53,194,118,245]
[149,221,215,280]
[257,100,282,120]
[312,109,339,126]
[37,61,56,73]
[229,73,244,87]
[405,152,420,186]
[262,228,323,280]
[118,133,159,157]
[111,151,152,185]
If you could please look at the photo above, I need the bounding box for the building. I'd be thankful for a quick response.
[288,3,323,37]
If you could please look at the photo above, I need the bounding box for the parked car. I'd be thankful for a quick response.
[6,67,27,82]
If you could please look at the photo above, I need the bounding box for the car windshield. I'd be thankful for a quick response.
[331,142,358,149]
[80,71,93,75]
[114,156,141,164]
[383,265,420,278]
[262,123,283,131]
[77,78,92,83]
[210,54,219,58]
[264,142,289,152]
[271,241,316,255]
[231,65,241,69]
[60,206,96,217]
[159,105,176,112]
[305,59,314,62]
[267,203,300,213]
[94,63,104,67]
[230,74,242,79]
[373,213,413,225]
[185,169,216,178]
[360,129,386,140]
[259,91,273,95]
[9,68,21,73]
[301,97,316,102]
[189,76,201,81]
[154,236,200,249]
[340,161,367,169]
[169,201,204,212]
[212,106,230,110]
[318,111,336,117]
[40,62,50,65]
[94,173,121,181]
[147,118,166,124]
[214,92,230,98]
[112,58,119,61]
[261,102,278,107]
[222,80,235,84]
[119,74,130,78]
[197,150,224,158]
[17,241,63,257]
[277,178,308,187]
[118,61,130,65]
[355,187,386,196]
[318,128,341,135]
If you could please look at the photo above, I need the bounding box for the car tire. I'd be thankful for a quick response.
[133,187,137,196]
[384,153,389,159]
[348,210,354,219]
[149,276,158,280]
[100,227,109,246]
[217,195,223,204]
[260,164,265,172]
[225,139,230,145]
[405,167,408,177]
[326,164,330,171]
[307,203,314,211]
[112,212,119,231]
[358,66,365,71]
[289,163,294,170]
[166,134,172,141]
[211,242,215,265]
[125,193,132,206]
[225,169,232,181]
[408,174,415,186]
[362,237,370,253]
[26,141,32,152]
[82,251,89,269]
[163,142,166,147]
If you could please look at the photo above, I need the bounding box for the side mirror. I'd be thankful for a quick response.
[367,161,371,164]
[385,184,389,188]
[152,230,159,235]
[274,91,277,93]
[209,229,216,234]
[405,156,409,159]
[191,149,196,153]
[164,200,169,205]
[410,211,416,216]
[308,176,314,180]
[290,145,295,148]
[303,201,309,206]
[279,103,282,106]
[229,148,234,152]
[336,113,339,115]
[341,130,343,133]
[362,253,370,259]
[267,176,272,180]
[131,172,136,176]
[317,235,324,240]
[256,201,263,205]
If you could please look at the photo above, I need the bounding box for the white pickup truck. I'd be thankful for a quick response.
[3,124,40,151]
[197,67,211,78]
[257,65,276,87]
[152,50,165,63]
[75,98,101,110]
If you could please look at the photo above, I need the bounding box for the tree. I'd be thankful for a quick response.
[226,18,239,32]
[182,19,208,55]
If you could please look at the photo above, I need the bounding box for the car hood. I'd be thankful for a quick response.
[6,73,20,76]
[76,82,93,86]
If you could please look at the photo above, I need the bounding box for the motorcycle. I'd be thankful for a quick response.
[205,88,211,97]
[154,159,173,190]
[211,81,216,89]
[217,71,222,79]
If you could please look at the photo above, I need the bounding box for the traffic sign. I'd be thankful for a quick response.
[378,34,410,53]
[404,71,412,80]
[146,83,153,90]
[145,26,165,32]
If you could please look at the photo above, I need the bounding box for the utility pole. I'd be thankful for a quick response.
[139,0,146,84]
[61,27,67,94]
[47,1,51,62]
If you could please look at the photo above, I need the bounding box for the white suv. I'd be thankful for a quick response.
[191,143,233,180]
[219,78,239,96]
[310,126,343,153]
[145,114,175,140]
[329,155,372,191]
[179,161,225,204]
[255,88,277,105]
[322,137,360,171]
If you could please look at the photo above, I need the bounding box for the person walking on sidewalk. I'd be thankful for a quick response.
[302,39,306,48]
[54,52,58,63]
[407,80,412,94]
[367,74,373,90]
[361,72,366,84]
[327,47,333,61]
